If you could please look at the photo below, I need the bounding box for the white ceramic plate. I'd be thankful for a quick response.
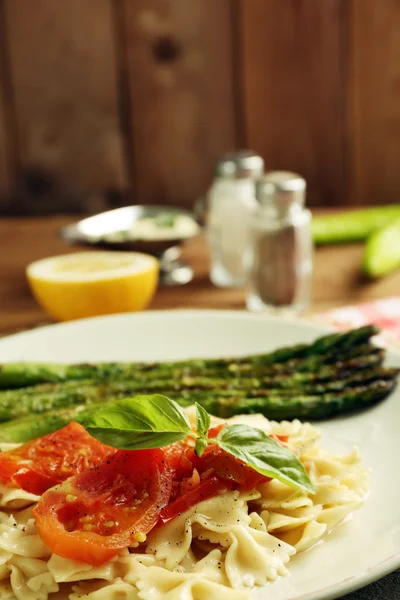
[0,309,399,600]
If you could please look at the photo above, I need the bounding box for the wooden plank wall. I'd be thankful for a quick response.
[0,62,11,208]
[349,0,400,206]
[0,0,13,208]
[240,0,345,206]
[0,0,399,213]
[3,0,128,214]
[121,0,237,207]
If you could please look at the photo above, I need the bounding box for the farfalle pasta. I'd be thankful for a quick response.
[0,411,369,600]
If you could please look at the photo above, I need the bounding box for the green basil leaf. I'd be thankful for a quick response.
[83,394,192,450]
[216,424,315,494]
[195,402,210,438]
[195,437,208,457]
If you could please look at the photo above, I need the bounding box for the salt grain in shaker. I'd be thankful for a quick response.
[246,171,313,314]
[207,151,264,287]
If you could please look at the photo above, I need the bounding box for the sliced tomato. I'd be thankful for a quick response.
[161,425,288,513]
[194,424,290,490]
[0,422,115,495]
[163,437,196,478]
[158,428,290,526]
[207,424,225,438]
[159,473,234,524]
[162,437,197,502]
[33,448,172,566]
[271,433,289,444]
[195,444,269,490]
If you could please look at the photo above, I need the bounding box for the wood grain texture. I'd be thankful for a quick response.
[0,0,14,207]
[121,0,237,207]
[0,72,10,206]
[348,0,400,206]
[3,0,128,214]
[240,0,346,207]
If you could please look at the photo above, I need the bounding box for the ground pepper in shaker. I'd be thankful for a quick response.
[246,171,313,314]
[206,151,264,288]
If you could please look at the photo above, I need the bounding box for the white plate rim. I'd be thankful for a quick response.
[0,309,334,344]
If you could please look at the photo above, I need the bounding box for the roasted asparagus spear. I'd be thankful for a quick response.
[0,326,379,388]
[0,349,388,423]
[0,369,397,442]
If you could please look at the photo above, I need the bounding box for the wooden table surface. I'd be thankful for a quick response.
[0,216,399,336]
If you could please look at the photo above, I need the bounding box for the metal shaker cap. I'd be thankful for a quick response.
[256,171,306,209]
[215,151,264,179]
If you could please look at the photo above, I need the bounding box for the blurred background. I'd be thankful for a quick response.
[0,0,398,216]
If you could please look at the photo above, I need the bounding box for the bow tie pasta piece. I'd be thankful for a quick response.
[146,491,251,569]
[262,504,323,534]
[9,563,58,600]
[121,554,160,587]
[304,447,370,502]
[0,485,40,511]
[255,478,314,510]
[47,551,124,584]
[70,579,139,600]
[136,566,249,600]
[0,516,49,559]
[224,524,295,588]
[254,441,369,552]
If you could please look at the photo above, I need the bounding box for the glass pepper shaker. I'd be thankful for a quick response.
[206,151,264,288]
[246,171,313,314]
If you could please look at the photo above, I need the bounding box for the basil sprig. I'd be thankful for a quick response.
[83,394,192,449]
[194,403,210,456]
[216,424,313,493]
[83,395,314,494]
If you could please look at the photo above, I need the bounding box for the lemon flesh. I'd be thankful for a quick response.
[26,251,159,321]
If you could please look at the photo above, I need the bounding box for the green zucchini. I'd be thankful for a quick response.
[312,205,400,245]
[363,217,400,278]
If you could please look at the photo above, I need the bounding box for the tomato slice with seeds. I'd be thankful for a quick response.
[0,422,115,495]
[271,433,289,444]
[161,426,290,516]
[163,437,196,477]
[162,437,197,502]
[193,425,291,490]
[196,444,269,490]
[33,448,172,566]
[207,424,225,438]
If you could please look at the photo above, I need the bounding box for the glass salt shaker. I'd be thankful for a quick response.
[206,151,264,287]
[246,171,313,314]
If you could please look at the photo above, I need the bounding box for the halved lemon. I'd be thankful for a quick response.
[26,251,159,322]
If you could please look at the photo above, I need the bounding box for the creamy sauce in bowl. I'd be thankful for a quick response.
[103,214,200,243]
